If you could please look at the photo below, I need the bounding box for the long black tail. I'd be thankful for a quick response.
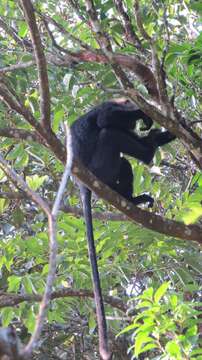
[80,186,111,360]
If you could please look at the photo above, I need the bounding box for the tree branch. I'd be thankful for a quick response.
[20,0,51,131]
[62,205,128,221]
[0,288,127,312]
[113,0,143,50]
[0,61,35,74]
[0,127,47,145]
[1,82,202,244]
[63,50,159,99]
[0,128,70,357]
[0,16,31,49]
[0,82,66,163]
[126,89,202,167]
[84,0,134,90]
[38,12,93,52]
[134,0,168,104]
[71,158,202,245]
[22,125,73,358]
[0,155,50,215]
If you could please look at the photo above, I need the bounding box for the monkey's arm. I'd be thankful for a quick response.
[143,129,176,147]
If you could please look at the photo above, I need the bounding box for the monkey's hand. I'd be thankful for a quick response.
[145,129,176,147]
[143,194,154,208]
[132,194,154,207]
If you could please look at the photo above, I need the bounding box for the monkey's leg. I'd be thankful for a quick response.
[112,158,154,207]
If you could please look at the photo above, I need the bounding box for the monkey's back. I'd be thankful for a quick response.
[71,108,100,166]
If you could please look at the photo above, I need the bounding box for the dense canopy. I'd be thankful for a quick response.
[0,0,201,359]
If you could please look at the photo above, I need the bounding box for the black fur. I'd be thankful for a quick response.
[70,100,175,360]
[71,100,175,207]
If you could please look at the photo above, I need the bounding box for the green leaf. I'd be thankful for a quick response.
[191,349,202,356]
[42,264,49,275]
[181,205,202,224]
[165,341,181,357]
[88,312,97,334]
[8,275,21,292]
[154,282,170,303]
[118,322,140,336]
[134,333,154,357]
[1,308,15,327]
[138,342,158,355]
[26,174,48,191]
[22,275,34,294]
[12,208,24,227]
[15,151,29,168]
[7,144,24,160]
[170,294,178,308]
[186,325,197,337]
[190,2,202,13]
[53,106,65,132]
[24,308,36,333]
[18,21,28,37]
[0,198,9,214]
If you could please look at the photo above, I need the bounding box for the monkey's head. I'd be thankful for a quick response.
[112,97,135,107]
[111,97,153,131]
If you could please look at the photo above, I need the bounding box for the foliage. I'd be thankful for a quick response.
[0,0,201,358]
[120,283,202,359]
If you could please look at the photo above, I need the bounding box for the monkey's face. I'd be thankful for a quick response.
[112,97,137,110]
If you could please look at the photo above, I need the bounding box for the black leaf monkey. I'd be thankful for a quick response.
[70,99,175,360]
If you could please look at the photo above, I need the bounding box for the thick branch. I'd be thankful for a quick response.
[0,190,128,220]
[20,0,51,130]
[1,85,202,244]
[72,158,202,245]
[66,51,159,99]
[0,49,159,100]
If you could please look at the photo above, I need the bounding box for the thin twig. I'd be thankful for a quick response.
[84,0,133,89]
[0,16,31,49]
[38,12,93,52]
[0,127,47,144]
[22,125,73,357]
[113,0,143,49]
[0,288,127,312]
[0,155,50,217]
[134,0,169,104]
[0,61,35,73]
[0,81,43,132]
[66,0,87,22]
[0,81,65,163]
